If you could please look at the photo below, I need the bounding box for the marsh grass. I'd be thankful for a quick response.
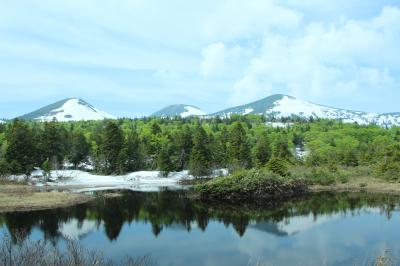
[0,232,155,266]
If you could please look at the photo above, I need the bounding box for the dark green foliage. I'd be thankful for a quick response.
[5,120,36,175]
[99,121,124,174]
[227,122,252,170]
[189,126,212,177]
[69,132,90,168]
[157,140,174,177]
[195,168,308,201]
[118,129,144,173]
[254,130,271,166]
[39,121,66,168]
[267,157,289,177]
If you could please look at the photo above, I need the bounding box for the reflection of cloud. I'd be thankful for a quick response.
[236,210,400,266]
[277,213,341,235]
[59,219,100,240]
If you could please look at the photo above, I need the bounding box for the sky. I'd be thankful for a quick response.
[0,0,400,118]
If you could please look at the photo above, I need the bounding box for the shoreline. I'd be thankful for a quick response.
[2,177,400,213]
[0,185,94,213]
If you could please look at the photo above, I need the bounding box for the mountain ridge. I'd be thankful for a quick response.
[19,98,115,121]
[151,104,206,118]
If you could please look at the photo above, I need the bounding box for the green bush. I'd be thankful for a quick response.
[307,167,336,185]
[195,168,308,201]
[374,161,400,181]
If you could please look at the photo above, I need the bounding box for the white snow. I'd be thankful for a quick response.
[243,108,254,115]
[37,99,116,122]
[266,122,293,128]
[266,95,400,127]
[180,106,206,118]
[44,169,228,192]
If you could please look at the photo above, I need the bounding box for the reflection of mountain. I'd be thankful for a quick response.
[59,219,100,240]
[250,214,341,237]
[249,222,288,237]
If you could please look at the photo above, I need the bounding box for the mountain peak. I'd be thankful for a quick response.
[19,98,115,121]
[152,104,206,118]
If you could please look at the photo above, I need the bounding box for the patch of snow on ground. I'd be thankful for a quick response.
[181,106,206,118]
[46,169,228,192]
[38,99,115,122]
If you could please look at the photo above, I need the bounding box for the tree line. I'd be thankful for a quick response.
[0,115,399,179]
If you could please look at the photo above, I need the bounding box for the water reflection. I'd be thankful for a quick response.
[0,190,398,243]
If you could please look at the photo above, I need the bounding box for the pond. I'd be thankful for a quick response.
[0,190,400,266]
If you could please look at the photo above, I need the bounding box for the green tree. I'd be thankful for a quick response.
[189,126,212,177]
[39,121,66,169]
[5,119,36,175]
[254,131,271,166]
[119,129,144,173]
[99,121,124,174]
[227,122,252,169]
[157,140,174,177]
[69,132,90,168]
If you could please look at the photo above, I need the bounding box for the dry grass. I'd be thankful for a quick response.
[0,185,93,213]
[310,175,400,195]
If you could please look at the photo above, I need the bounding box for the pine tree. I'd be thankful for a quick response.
[174,125,193,171]
[189,126,212,177]
[157,140,174,177]
[39,121,65,169]
[99,121,124,174]
[227,122,252,169]
[5,119,36,175]
[119,129,144,173]
[69,131,90,168]
[254,131,271,166]
[272,134,292,160]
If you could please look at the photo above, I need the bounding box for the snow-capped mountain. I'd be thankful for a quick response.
[210,94,400,127]
[19,98,116,122]
[151,104,206,118]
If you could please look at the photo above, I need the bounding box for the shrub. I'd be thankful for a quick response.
[195,168,308,201]
[307,167,336,185]
[374,161,400,181]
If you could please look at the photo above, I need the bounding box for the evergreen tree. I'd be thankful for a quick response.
[189,126,212,177]
[227,122,252,169]
[69,131,90,168]
[99,121,124,174]
[254,131,271,166]
[39,121,65,169]
[174,125,193,171]
[157,140,174,177]
[5,119,36,175]
[272,134,292,160]
[119,129,144,173]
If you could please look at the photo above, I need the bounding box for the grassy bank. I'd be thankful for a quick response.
[195,168,308,202]
[291,165,400,194]
[0,184,93,213]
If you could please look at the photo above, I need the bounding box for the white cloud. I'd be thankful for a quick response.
[200,43,248,78]
[230,6,400,106]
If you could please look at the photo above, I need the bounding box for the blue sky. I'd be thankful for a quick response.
[0,0,400,118]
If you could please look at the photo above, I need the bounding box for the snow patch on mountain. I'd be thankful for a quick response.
[151,104,206,118]
[22,98,116,122]
[180,106,207,118]
[211,94,400,127]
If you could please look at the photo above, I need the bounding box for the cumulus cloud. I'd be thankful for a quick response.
[200,43,249,79]
[230,6,400,107]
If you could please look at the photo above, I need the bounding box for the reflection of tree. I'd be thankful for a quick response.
[103,199,124,241]
[0,191,399,242]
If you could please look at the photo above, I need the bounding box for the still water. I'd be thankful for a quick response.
[0,190,400,266]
